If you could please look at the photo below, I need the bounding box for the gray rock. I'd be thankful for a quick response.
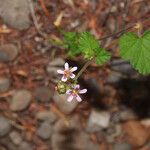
[111,59,136,76]
[46,58,65,79]
[106,124,122,143]
[52,119,99,150]
[0,44,18,62]
[112,143,132,150]
[46,67,59,77]
[0,0,31,30]
[9,131,22,145]
[119,109,137,121]
[0,116,11,137]
[0,146,7,150]
[52,131,99,150]
[106,72,122,83]
[34,86,52,102]
[146,140,150,148]
[36,111,57,123]
[37,121,52,140]
[18,142,33,150]
[0,137,18,150]
[53,92,78,114]
[0,78,11,92]
[10,89,32,111]
[87,109,110,132]
[48,58,65,66]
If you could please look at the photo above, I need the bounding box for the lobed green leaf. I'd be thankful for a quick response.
[119,31,150,75]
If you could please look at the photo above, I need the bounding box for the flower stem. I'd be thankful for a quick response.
[75,58,94,80]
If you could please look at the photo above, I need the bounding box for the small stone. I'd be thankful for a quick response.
[48,58,65,66]
[87,109,110,132]
[37,121,52,140]
[106,124,122,143]
[34,86,52,102]
[112,143,132,150]
[141,140,150,150]
[122,120,150,147]
[0,146,7,150]
[46,67,59,77]
[52,119,99,150]
[18,142,33,150]
[36,111,57,123]
[119,109,137,121]
[53,92,78,114]
[9,131,22,145]
[34,36,43,42]
[46,58,65,79]
[106,72,122,83]
[10,89,32,111]
[141,119,150,127]
[111,59,136,76]
[0,44,18,62]
[0,77,11,93]
[0,116,11,137]
[0,0,31,30]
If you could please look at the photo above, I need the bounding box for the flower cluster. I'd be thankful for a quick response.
[57,62,87,102]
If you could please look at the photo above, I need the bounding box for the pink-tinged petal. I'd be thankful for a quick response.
[70,73,75,79]
[70,67,77,72]
[76,95,82,102]
[74,84,80,89]
[64,62,69,70]
[61,76,67,82]
[67,95,74,102]
[66,89,72,95]
[57,69,64,74]
[79,89,87,94]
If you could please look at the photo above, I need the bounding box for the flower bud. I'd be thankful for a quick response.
[56,81,67,94]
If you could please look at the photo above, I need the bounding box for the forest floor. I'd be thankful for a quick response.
[0,0,150,150]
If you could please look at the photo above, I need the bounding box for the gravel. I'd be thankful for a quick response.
[0,0,31,30]
[53,92,78,114]
[10,89,32,111]
[34,86,52,102]
[0,77,11,93]
[36,111,57,123]
[9,131,22,145]
[0,44,18,62]
[87,109,110,132]
[0,116,11,137]
[112,143,132,150]
[18,142,33,150]
[37,121,53,140]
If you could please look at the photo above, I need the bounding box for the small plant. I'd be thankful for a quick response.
[56,62,87,102]
[56,23,150,102]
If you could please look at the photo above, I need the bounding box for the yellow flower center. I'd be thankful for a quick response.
[64,70,71,77]
[72,89,79,96]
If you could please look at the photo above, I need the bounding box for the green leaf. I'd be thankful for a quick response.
[95,48,111,65]
[63,31,111,65]
[63,32,81,57]
[119,31,150,75]
[78,32,100,59]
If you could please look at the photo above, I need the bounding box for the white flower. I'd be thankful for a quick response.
[66,84,87,102]
[57,62,77,82]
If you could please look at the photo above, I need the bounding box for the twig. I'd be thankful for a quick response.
[99,17,150,40]
[99,25,133,40]
[39,0,51,18]
[50,104,69,126]
[28,0,46,38]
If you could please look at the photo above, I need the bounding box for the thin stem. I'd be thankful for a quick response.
[99,17,150,40]
[28,0,46,38]
[137,22,143,37]
[75,58,94,80]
